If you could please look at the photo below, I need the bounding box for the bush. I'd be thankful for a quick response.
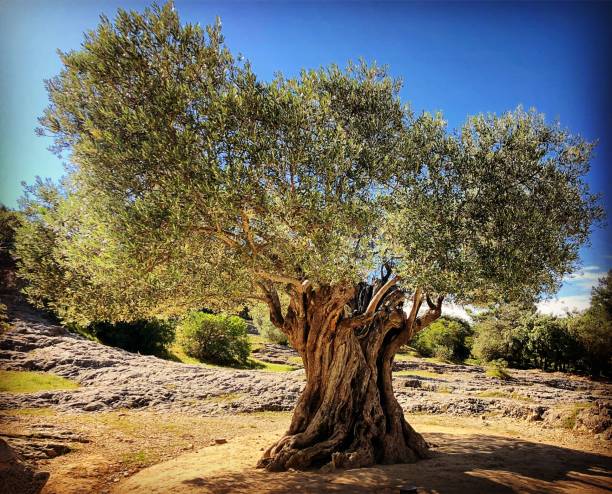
[0,205,20,264]
[177,312,250,366]
[87,319,174,356]
[411,317,472,362]
[249,302,288,345]
[0,303,10,333]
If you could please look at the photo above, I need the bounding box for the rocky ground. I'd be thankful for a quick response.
[0,303,611,493]
[1,305,610,431]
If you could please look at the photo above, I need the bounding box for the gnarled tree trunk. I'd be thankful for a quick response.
[256,275,443,472]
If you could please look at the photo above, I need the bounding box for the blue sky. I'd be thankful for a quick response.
[0,1,610,313]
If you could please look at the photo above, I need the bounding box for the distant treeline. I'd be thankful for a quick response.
[411,272,611,377]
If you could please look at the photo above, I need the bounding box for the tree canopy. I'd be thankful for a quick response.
[15,2,602,324]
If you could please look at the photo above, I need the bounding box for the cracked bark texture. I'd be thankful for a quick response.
[256,274,443,472]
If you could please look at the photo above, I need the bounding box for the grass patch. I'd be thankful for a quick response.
[66,324,100,343]
[90,412,142,434]
[166,343,207,366]
[477,390,533,402]
[2,407,56,416]
[435,385,452,394]
[248,334,267,351]
[560,402,593,430]
[0,370,79,393]
[121,449,157,466]
[485,367,511,380]
[395,370,441,378]
[204,392,243,403]
[248,358,296,372]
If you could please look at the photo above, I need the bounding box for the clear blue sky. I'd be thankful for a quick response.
[1,1,610,312]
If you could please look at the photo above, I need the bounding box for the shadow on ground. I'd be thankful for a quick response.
[115,432,612,494]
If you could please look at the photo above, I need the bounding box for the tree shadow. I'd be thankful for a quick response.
[177,433,612,493]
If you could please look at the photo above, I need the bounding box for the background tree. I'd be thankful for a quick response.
[15,3,603,471]
[410,317,473,362]
[569,271,612,376]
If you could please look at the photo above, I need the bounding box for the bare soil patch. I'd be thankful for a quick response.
[112,414,612,494]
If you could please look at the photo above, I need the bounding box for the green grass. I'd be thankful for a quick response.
[204,392,243,403]
[2,407,56,416]
[0,370,79,393]
[395,370,442,378]
[485,367,511,380]
[66,324,100,342]
[248,357,296,372]
[166,343,208,366]
[560,402,593,430]
[477,390,533,402]
[248,334,267,351]
[121,449,157,466]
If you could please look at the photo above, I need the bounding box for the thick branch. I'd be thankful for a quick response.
[257,282,285,329]
[414,294,444,334]
[254,270,303,288]
[365,277,398,316]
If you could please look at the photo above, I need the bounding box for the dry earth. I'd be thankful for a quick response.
[1,303,611,493]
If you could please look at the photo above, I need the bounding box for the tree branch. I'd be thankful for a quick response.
[364,277,398,316]
[241,210,259,255]
[254,270,303,288]
[257,282,285,329]
[414,294,444,334]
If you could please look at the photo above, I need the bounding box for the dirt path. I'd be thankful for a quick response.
[113,415,612,494]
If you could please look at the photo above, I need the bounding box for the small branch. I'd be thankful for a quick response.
[414,294,444,334]
[241,210,259,255]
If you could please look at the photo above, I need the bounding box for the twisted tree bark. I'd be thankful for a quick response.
[256,274,443,472]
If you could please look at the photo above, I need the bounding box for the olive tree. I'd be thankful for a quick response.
[18,3,602,471]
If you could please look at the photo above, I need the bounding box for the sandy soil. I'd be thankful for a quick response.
[113,415,612,494]
[4,409,609,494]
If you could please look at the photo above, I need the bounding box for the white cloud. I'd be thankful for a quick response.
[563,265,606,290]
[404,300,475,324]
[442,301,474,323]
[537,295,590,317]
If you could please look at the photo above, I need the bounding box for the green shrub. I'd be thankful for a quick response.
[249,302,288,345]
[177,312,250,366]
[410,317,472,362]
[0,204,20,263]
[0,303,10,333]
[485,365,511,380]
[87,319,174,356]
